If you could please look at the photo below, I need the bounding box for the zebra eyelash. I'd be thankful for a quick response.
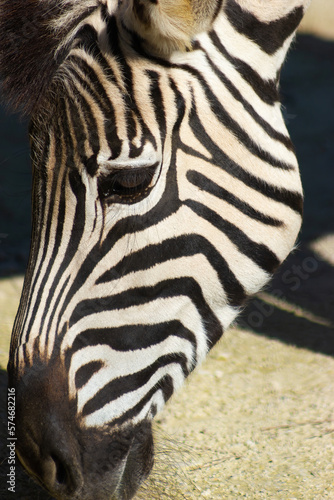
[97,163,159,203]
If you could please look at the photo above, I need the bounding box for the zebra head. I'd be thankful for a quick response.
[0,0,309,499]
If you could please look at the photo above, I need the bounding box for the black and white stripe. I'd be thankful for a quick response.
[7,0,307,427]
[0,1,311,497]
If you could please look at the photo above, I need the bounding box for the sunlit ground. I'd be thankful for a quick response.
[0,277,22,369]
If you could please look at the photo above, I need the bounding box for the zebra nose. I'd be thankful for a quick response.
[17,426,84,497]
[41,451,82,494]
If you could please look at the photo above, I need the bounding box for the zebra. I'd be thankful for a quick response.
[0,0,311,498]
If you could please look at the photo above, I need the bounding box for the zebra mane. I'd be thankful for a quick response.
[0,0,101,114]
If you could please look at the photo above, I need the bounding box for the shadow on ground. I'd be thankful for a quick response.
[239,245,334,356]
[239,34,334,356]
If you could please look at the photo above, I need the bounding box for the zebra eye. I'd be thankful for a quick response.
[98,164,158,203]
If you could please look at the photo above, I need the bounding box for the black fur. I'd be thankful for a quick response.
[225,0,304,55]
[0,0,98,114]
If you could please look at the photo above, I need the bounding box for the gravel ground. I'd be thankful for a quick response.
[0,34,333,499]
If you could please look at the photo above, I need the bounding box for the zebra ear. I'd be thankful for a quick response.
[122,0,222,54]
[0,0,99,115]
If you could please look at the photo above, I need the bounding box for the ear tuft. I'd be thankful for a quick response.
[122,0,221,54]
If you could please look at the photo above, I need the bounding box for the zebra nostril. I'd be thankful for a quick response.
[17,446,82,496]
[51,453,68,487]
[51,453,84,495]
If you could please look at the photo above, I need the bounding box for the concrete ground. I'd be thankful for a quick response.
[0,33,333,499]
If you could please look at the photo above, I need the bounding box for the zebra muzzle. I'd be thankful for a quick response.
[12,361,154,500]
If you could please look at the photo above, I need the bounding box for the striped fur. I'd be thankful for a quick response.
[2,1,310,498]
